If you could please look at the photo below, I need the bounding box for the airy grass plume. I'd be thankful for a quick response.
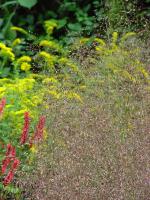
[120,32,136,45]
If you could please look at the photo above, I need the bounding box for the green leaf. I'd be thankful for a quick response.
[57,19,67,29]
[17,0,37,9]
[0,183,3,190]
[68,23,82,32]
[0,68,11,78]
[1,1,17,8]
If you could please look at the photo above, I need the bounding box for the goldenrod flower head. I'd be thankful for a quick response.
[11,26,28,35]
[38,51,52,60]
[12,38,21,47]
[42,77,58,84]
[59,57,78,72]
[0,50,15,61]
[44,20,57,35]
[120,32,136,45]
[79,38,90,44]
[14,109,27,116]
[0,43,6,49]
[40,40,53,47]
[112,32,118,45]
[71,93,83,103]
[79,85,86,90]
[38,51,56,68]
[39,40,62,52]
[0,42,15,61]
[64,91,83,103]
[43,130,48,140]
[94,38,106,46]
[0,87,6,93]
[59,57,68,64]
[21,62,31,71]
[122,70,136,83]
[96,46,102,51]
[30,145,38,153]
[136,66,149,79]
[17,56,31,64]
[32,95,42,105]
[48,90,61,99]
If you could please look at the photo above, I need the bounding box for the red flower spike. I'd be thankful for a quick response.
[6,144,16,158]
[2,144,20,186]
[6,144,13,156]
[34,116,46,141]
[0,98,6,116]
[1,157,11,174]
[3,170,14,186]
[12,158,20,170]
[10,147,16,158]
[20,112,30,145]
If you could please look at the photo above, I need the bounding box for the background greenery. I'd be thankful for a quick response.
[0,0,150,42]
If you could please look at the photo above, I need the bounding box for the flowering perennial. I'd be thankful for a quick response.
[0,98,6,116]
[3,170,14,186]
[1,144,20,186]
[20,112,30,145]
[30,116,46,145]
[1,97,46,188]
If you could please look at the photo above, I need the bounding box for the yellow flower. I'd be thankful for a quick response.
[12,38,21,47]
[21,62,31,71]
[17,56,31,64]
[44,20,57,35]
[42,77,58,84]
[58,57,68,64]
[43,130,48,140]
[112,32,118,45]
[0,42,15,61]
[122,70,136,83]
[39,40,62,52]
[94,38,106,46]
[59,57,79,72]
[14,109,27,116]
[30,145,38,153]
[79,85,86,91]
[0,43,6,49]
[38,51,56,68]
[11,26,28,35]
[48,90,61,99]
[64,91,83,103]
[136,66,149,79]
[96,46,103,53]
[38,51,53,60]
[79,38,90,44]
[0,87,7,97]
[0,50,15,61]
[0,87,6,93]
[120,32,136,45]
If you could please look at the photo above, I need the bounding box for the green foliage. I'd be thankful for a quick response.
[0,0,150,42]
[0,77,44,197]
[18,0,38,9]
